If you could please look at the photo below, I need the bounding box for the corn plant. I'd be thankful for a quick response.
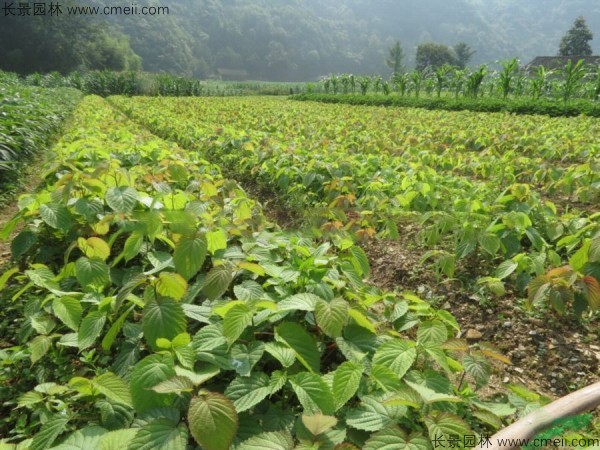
[498,58,519,100]
[466,65,487,98]
[562,59,587,103]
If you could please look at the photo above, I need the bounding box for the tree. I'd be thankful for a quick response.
[415,43,458,70]
[386,41,405,74]
[453,42,475,69]
[559,16,593,56]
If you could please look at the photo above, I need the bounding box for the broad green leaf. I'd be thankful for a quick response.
[202,265,232,300]
[151,376,195,395]
[143,298,187,351]
[405,381,461,404]
[127,419,187,450]
[346,395,406,432]
[105,186,138,213]
[94,372,132,407]
[76,257,110,290]
[156,272,187,300]
[275,322,320,373]
[17,391,43,408]
[52,297,82,331]
[233,280,264,301]
[364,427,429,450]
[230,341,265,376]
[101,305,134,352]
[424,411,471,442]
[40,203,72,231]
[173,234,207,280]
[348,308,376,333]
[224,373,272,412]
[372,339,417,379]
[277,293,320,312]
[223,304,253,345]
[122,232,144,262]
[29,335,51,364]
[174,365,220,386]
[332,361,364,410]
[463,353,490,388]
[264,342,296,368]
[349,246,370,277]
[479,233,501,256]
[188,392,238,450]
[206,229,228,254]
[416,321,448,346]
[11,230,37,259]
[47,426,106,450]
[98,429,138,450]
[237,431,294,450]
[29,416,69,450]
[130,354,176,413]
[289,372,335,415]
[238,262,266,276]
[302,414,338,436]
[315,298,348,338]
[78,237,110,261]
[78,311,106,350]
[495,260,517,280]
[370,364,401,393]
[96,400,133,430]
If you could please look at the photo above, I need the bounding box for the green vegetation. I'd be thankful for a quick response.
[16,70,305,98]
[0,76,81,195]
[109,96,599,315]
[0,95,524,449]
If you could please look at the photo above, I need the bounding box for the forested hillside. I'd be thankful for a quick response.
[1,0,599,80]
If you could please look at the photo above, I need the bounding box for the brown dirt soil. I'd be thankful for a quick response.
[363,237,600,400]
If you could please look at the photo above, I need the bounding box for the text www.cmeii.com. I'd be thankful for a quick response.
[2,2,169,16]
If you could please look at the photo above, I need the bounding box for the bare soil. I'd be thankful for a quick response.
[363,236,600,399]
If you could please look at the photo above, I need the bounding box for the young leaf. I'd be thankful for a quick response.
[188,392,238,450]
[156,272,188,300]
[302,413,338,436]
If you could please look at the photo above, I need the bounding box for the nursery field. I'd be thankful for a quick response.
[0,93,599,448]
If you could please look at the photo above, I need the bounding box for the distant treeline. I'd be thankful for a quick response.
[1,0,599,81]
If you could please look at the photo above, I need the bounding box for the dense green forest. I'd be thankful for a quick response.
[1,0,599,80]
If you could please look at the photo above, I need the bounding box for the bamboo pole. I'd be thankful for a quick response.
[479,382,600,450]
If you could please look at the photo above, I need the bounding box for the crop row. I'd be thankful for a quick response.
[0,81,81,184]
[0,96,517,448]
[110,96,599,308]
